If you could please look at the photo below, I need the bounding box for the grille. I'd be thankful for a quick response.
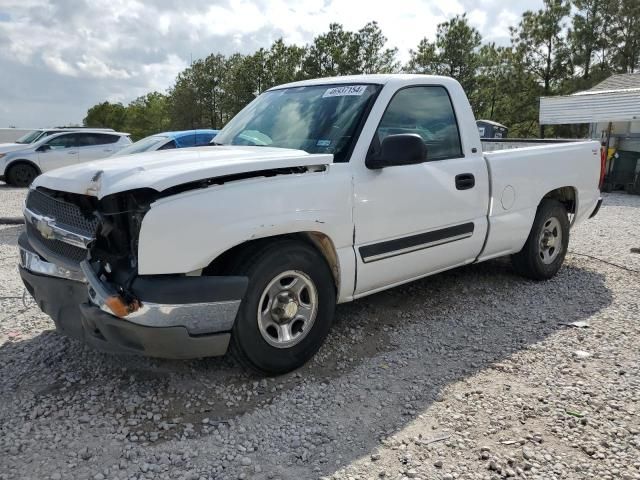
[26,222,87,264]
[26,188,98,236]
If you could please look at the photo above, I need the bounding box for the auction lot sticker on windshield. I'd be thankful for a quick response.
[323,85,367,98]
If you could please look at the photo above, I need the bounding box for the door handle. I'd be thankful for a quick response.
[455,173,475,190]
[67,151,77,155]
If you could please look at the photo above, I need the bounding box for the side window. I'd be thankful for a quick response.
[177,135,196,148]
[376,86,462,161]
[100,134,121,144]
[75,133,98,147]
[45,134,76,149]
[195,133,214,146]
[76,133,120,146]
[36,131,56,142]
[158,140,177,150]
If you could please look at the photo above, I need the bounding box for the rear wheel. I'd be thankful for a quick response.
[230,240,336,375]
[512,199,570,280]
[7,163,38,187]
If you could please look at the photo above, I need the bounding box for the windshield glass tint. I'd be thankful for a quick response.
[116,135,169,155]
[214,84,380,162]
[15,130,43,144]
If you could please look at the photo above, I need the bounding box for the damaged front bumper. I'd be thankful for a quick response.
[18,233,248,359]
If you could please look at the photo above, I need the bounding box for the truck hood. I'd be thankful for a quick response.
[32,146,334,199]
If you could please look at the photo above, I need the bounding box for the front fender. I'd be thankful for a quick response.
[137,165,354,276]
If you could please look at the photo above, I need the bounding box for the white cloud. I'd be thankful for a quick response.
[42,54,78,76]
[141,54,189,92]
[0,0,544,127]
[76,55,131,79]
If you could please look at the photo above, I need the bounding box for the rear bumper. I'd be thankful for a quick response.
[589,197,603,219]
[18,233,248,359]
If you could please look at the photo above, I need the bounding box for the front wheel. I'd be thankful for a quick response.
[7,163,38,187]
[230,240,336,375]
[511,199,570,280]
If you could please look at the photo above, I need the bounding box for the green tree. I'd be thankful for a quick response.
[265,39,306,87]
[196,54,228,128]
[612,0,640,73]
[169,66,200,130]
[511,0,571,136]
[83,101,127,130]
[125,92,170,140]
[474,44,511,119]
[302,23,360,77]
[406,38,440,74]
[570,0,618,79]
[169,54,229,130]
[354,22,399,74]
[221,53,261,120]
[511,0,572,95]
[406,14,481,94]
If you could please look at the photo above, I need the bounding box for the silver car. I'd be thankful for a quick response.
[0,130,131,187]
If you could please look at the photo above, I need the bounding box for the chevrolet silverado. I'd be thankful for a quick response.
[18,75,603,374]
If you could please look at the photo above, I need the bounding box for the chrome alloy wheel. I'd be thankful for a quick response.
[538,216,563,264]
[257,270,318,349]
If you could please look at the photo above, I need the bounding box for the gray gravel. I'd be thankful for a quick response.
[0,182,27,219]
[1,192,639,480]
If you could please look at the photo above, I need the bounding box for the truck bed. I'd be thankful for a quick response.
[478,141,602,262]
[482,138,583,152]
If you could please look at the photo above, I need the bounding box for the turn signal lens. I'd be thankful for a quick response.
[104,296,141,318]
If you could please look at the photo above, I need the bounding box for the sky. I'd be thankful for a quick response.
[0,0,542,128]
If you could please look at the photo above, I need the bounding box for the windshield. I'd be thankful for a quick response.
[16,130,44,144]
[115,135,169,156]
[213,84,381,162]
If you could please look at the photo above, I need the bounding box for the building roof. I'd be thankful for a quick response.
[588,73,640,92]
[540,74,640,125]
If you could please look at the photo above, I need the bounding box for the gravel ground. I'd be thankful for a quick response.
[0,192,638,480]
[0,183,27,219]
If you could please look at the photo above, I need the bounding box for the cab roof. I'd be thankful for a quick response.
[269,74,457,91]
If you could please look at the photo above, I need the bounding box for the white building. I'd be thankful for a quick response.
[540,73,640,151]
[540,74,640,192]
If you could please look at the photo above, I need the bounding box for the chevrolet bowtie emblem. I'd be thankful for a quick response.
[35,216,56,240]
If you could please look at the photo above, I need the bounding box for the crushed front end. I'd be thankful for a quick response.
[19,186,247,359]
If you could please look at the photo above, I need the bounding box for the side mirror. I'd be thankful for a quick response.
[36,144,51,152]
[366,134,427,170]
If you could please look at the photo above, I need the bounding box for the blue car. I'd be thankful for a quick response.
[113,129,219,157]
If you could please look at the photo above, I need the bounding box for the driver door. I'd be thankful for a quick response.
[352,85,489,295]
[37,133,79,172]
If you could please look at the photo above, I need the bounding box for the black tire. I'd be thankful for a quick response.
[512,199,570,280]
[230,239,336,375]
[7,162,38,187]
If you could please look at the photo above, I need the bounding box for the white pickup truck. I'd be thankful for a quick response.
[19,75,603,374]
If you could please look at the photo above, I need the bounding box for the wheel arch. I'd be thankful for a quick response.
[203,231,341,294]
[6,159,42,180]
[541,186,577,215]
[7,159,42,175]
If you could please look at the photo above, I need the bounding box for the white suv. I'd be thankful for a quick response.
[0,130,131,187]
